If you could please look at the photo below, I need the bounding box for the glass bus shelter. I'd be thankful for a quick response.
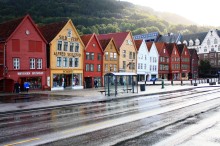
[104,72,138,96]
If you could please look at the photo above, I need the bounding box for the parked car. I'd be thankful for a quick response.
[150,78,157,81]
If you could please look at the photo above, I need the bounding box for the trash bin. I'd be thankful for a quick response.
[140,84,145,91]
[207,79,209,83]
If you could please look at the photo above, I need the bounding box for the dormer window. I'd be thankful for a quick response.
[183,40,188,46]
[195,39,200,46]
[189,40,193,46]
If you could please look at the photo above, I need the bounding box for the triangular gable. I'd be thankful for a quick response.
[0,14,47,43]
[134,40,143,51]
[81,33,103,53]
[146,42,153,52]
[98,31,129,50]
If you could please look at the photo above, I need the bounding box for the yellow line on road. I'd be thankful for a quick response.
[4,138,40,146]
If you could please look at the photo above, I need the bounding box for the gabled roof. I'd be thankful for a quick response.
[80,34,93,47]
[165,43,177,56]
[0,15,47,43]
[38,20,68,43]
[97,31,129,50]
[176,44,185,55]
[80,33,103,52]
[134,40,143,51]
[0,16,24,41]
[155,42,165,54]
[189,49,199,59]
[146,42,153,51]
[157,33,181,43]
[181,32,207,44]
[99,39,112,51]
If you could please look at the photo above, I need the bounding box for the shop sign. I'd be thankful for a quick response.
[17,72,44,76]
[59,35,79,41]
[54,52,81,57]
[63,70,72,74]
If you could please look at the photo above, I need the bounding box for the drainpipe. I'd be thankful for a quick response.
[2,42,6,92]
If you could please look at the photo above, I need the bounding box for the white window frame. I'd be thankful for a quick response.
[13,58,20,69]
[37,58,42,69]
[63,57,68,67]
[57,57,62,67]
[30,58,35,69]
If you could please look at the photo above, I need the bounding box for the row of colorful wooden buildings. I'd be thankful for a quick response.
[0,15,199,92]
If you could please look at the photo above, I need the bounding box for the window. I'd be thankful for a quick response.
[74,58,79,67]
[67,30,72,37]
[113,53,117,60]
[207,39,210,45]
[105,64,108,72]
[90,64,94,71]
[98,53,101,60]
[57,57,62,67]
[70,43,74,52]
[195,39,200,46]
[30,58,35,69]
[75,43,79,52]
[138,63,140,69]
[123,61,126,69]
[133,52,135,59]
[105,52,109,60]
[110,52,113,60]
[123,50,126,58]
[13,58,20,69]
[97,64,101,72]
[37,59,42,69]
[214,38,218,44]
[86,64,89,71]
[91,53,94,60]
[57,41,62,51]
[114,64,117,71]
[64,42,68,51]
[86,52,90,60]
[110,64,113,71]
[63,57,68,67]
[129,52,132,59]
[69,58,73,67]
[163,49,166,53]
[218,45,220,51]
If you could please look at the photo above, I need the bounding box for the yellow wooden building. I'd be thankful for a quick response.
[39,19,85,90]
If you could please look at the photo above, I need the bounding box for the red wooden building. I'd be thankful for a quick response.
[165,43,181,80]
[177,44,191,80]
[0,15,48,92]
[155,42,170,80]
[81,33,103,88]
[189,49,199,79]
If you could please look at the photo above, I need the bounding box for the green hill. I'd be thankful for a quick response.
[0,0,213,35]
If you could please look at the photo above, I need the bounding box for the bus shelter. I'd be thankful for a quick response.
[104,72,138,96]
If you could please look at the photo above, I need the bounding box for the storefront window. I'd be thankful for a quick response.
[53,74,63,87]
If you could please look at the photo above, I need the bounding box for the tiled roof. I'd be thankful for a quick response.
[0,16,24,41]
[181,32,207,44]
[97,32,129,50]
[99,39,111,51]
[157,33,181,43]
[165,43,176,56]
[134,40,142,51]
[155,42,165,54]
[146,42,153,51]
[176,44,185,55]
[38,20,68,43]
[80,34,93,47]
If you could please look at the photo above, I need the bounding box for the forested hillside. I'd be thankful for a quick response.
[0,0,215,35]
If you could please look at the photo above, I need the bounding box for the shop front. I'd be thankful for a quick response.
[51,70,83,90]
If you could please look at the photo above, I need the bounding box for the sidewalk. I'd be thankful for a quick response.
[0,83,218,113]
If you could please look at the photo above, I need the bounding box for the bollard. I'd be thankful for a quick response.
[162,80,164,89]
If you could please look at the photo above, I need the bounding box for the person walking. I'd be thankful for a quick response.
[24,82,30,93]
[94,80,98,88]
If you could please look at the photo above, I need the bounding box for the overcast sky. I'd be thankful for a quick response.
[122,0,220,27]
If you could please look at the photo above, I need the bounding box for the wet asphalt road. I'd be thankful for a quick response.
[1,87,220,146]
